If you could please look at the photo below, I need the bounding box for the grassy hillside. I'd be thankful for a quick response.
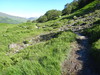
[0,31,76,75]
[33,0,100,32]
[0,20,77,75]
[82,21,100,69]
[0,23,44,52]
[0,12,27,24]
[83,24,100,43]
[0,0,100,74]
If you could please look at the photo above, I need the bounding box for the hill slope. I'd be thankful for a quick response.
[0,12,28,24]
[0,0,100,75]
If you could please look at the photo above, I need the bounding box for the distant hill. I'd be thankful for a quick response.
[28,17,38,21]
[0,12,28,24]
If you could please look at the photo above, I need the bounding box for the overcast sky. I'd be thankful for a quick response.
[0,0,73,18]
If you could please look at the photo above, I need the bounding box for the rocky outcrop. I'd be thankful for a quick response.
[60,10,100,32]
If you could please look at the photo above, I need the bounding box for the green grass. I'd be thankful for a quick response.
[82,24,100,43]
[82,24,100,70]
[61,0,100,19]
[0,21,76,75]
[0,23,46,52]
[0,0,100,74]
[0,31,76,75]
[92,39,100,63]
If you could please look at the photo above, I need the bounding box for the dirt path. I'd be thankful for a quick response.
[62,33,99,75]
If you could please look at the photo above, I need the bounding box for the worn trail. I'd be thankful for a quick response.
[62,33,98,75]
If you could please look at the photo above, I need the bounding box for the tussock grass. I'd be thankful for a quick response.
[0,31,76,75]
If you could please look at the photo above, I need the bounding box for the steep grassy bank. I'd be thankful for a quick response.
[92,39,100,63]
[35,0,100,32]
[83,24,100,43]
[82,23,100,71]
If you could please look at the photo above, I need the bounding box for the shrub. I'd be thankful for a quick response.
[62,4,72,15]
[45,9,62,20]
[37,15,47,23]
